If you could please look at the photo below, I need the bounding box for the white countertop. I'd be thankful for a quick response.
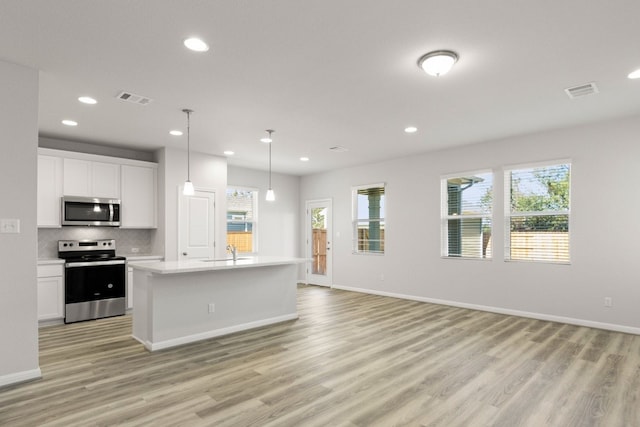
[122,254,164,262]
[37,258,65,265]
[128,256,307,275]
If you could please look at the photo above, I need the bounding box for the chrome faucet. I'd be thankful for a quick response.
[226,244,237,261]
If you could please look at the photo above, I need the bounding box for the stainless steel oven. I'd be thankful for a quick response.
[59,239,126,323]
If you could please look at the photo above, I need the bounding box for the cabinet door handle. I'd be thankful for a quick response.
[182,252,188,256]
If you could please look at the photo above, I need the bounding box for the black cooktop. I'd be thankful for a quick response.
[61,254,127,263]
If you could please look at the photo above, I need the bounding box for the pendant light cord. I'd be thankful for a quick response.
[268,140,272,188]
[186,110,191,181]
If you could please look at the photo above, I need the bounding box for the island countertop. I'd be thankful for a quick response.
[128,256,306,275]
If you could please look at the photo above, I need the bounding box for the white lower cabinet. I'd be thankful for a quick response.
[37,264,64,321]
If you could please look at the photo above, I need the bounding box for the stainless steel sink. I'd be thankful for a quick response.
[200,257,251,262]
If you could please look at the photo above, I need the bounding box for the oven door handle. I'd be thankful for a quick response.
[65,260,126,268]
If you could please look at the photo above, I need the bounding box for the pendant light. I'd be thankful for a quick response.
[182,108,195,196]
[263,129,275,201]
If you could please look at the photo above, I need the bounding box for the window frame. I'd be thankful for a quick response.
[440,169,494,260]
[352,182,386,255]
[503,159,571,264]
[226,186,259,254]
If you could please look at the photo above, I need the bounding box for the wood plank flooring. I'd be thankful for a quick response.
[1,284,639,426]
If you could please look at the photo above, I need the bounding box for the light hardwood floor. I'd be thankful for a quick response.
[1,285,639,426]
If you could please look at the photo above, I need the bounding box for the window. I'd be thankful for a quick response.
[226,187,257,253]
[441,171,493,259]
[353,183,385,254]
[505,162,570,263]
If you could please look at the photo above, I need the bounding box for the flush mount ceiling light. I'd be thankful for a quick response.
[628,69,640,79]
[404,126,418,133]
[263,129,275,201]
[417,50,459,77]
[62,119,78,126]
[182,108,195,196]
[169,130,183,136]
[78,96,97,105]
[300,157,310,162]
[184,37,209,52]
[223,150,234,156]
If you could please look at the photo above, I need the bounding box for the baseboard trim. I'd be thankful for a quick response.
[145,313,299,352]
[0,368,42,389]
[332,284,640,336]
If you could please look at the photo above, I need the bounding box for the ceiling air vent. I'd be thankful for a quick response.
[116,91,153,106]
[329,146,348,152]
[564,82,599,99]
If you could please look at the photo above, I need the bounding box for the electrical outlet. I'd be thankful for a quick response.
[604,297,612,308]
[131,247,140,253]
[208,303,215,313]
[380,273,384,281]
[0,219,20,233]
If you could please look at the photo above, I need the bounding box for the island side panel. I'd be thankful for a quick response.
[131,269,153,347]
[146,263,298,350]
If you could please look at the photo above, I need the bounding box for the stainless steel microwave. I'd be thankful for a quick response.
[62,196,121,227]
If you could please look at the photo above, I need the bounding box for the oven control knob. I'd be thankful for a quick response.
[107,283,113,288]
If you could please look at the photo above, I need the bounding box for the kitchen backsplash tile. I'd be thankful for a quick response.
[39,227,155,258]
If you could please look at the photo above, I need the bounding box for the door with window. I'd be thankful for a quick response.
[306,199,332,286]
[179,188,216,259]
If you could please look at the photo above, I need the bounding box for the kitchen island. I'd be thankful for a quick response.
[128,256,305,351]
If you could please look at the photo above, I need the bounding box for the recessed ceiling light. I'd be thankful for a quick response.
[628,69,640,79]
[417,50,458,77]
[300,157,310,162]
[404,126,418,133]
[78,96,97,105]
[62,119,78,126]
[224,150,235,156]
[184,37,209,52]
[169,130,183,136]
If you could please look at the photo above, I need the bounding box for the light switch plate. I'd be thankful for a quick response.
[0,218,21,233]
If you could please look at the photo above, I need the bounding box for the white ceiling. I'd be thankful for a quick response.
[1,1,639,175]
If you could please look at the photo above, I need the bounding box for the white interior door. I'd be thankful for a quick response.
[179,188,216,259]
[306,199,332,286]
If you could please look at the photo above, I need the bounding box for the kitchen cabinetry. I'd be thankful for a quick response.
[37,155,63,227]
[38,148,158,228]
[37,264,64,321]
[120,165,157,228]
[63,158,120,199]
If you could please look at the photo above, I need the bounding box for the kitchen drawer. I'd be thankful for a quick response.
[38,264,63,278]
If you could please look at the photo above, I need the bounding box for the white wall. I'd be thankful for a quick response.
[0,60,41,386]
[228,165,300,257]
[300,114,640,333]
[161,147,227,261]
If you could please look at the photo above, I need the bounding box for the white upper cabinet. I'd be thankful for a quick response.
[63,158,120,199]
[120,164,157,228]
[92,161,121,198]
[38,148,158,228]
[37,155,63,227]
